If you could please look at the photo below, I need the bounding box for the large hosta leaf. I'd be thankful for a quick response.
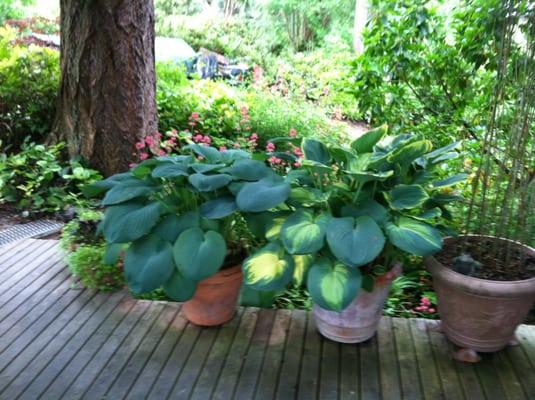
[124,234,175,293]
[287,187,329,207]
[243,242,294,291]
[387,140,432,165]
[307,258,362,311]
[154,212,200,242]
[101,178,157,206]
[236,176,291,212]
[221,159,272,181]
[173,228,227,281]
[385,184,429,210]
[341,199,388,225]
[293,254,315,285]
[303,138,330,165]
[163,270,197,301]
[191,163,226,174]
[200,196,237,219]
[188,173,233,192]
[281,210,329,254]
[152,162,189,178]
[183,144,222,163]
[82,172,132,197]
[386,217,442,256]
[101,200,163,243]
[326,216,385,267]
[432,173,467,188]
[350,125,387,154]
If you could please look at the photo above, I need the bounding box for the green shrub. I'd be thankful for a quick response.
[0,141,102,213]
[67,245,125,292]
[0,27,59,150]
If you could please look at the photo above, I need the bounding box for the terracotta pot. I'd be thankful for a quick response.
[425,235,535,352]
[313,263,402,343]
[183,264,243,326]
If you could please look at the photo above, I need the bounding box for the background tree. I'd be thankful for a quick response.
[50,0,157,176]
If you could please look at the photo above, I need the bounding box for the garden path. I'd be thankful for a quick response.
[1,238,534,399]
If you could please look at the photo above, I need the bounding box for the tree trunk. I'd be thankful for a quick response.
[353,0,368,54]
[51,0,158,176]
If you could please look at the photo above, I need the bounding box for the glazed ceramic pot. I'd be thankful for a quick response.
[183,264,243,326]
[313,263,402,343]
[425,235,535,352]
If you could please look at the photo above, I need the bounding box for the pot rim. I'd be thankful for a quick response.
[424,234,535,296]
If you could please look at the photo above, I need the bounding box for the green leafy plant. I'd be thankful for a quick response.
[0,141,102,213]
[88,144,292,301]
[242,126,465,311]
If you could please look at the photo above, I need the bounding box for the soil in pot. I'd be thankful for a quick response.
[436,236,535,281]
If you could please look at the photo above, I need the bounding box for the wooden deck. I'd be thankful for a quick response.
[0,238,534,400]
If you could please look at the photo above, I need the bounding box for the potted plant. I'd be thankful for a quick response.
[242,126,465,342]
[87,144,291,326]
[423,2,535,362]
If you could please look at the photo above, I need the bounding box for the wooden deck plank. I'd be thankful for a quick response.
[233,308,276,400]
[377,317,402,400]
[253,309,292,400]
[60,300,151,399]
[296,311,322,400]
[0,287,91,370]
[0,265,69,333]
[16,291,127,400]
[393,318,423,400]
[79,302,166,399]
[359,335,380,400]
[147,320,202,399]
[0,241,60,302]
[427,322,465,400]
[339,342,359,400]
[410,319,445,400]
[105,303,180,399]
[189,309,244,400]
[0,291,112,398]
[39,297,138,399]
[319,337,340,399]
[0,239,533,400]
[126,305,187,399]
[275,309,307,400]
[212,307,260,400]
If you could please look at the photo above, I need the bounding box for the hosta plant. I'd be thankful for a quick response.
[86,144,291,301]
[243,126,466,311]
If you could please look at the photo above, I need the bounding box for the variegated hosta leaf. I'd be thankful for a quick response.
[385,184,429,210]
[281,210,329,254]
[386,217,443,256]
[243,242,295,291]
[307,258,362,311]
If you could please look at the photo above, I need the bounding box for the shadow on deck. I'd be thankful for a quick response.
[0,239,534,399]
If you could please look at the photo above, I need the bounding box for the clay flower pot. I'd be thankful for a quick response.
[425,235,535,352]
[313,263,402,343]
[183,264,243,326]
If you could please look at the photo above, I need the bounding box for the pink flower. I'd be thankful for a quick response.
[139,153,149,160]
[197,156,204,161]
[193,134,204,143]
[421,297,431,305]
[428,308,436,313]
[191,112,200,120]
[249,133,258,141]
[293,147,303,157]
[145,136,154,146]
[135,141,145,149]
[266,142,276,152]
[240,106,249,115]
[202,135,212,144]
[219,146,228,151]
[293,162,301,168]
[158,150,166,156]
[154,132,162,139]
[233,142,241,148]
[289,128,297,138]
[129,163,138,168]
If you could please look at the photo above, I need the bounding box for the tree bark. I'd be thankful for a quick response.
[353,0,368,54]
[51,0,157,176]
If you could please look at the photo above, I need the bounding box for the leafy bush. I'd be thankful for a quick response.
[0,0,35,23]
[0,141,101,213]
[0,27,59,150]
[61,209,126,291]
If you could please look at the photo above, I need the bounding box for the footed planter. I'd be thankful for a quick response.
[313,263,402,343]
[425,236,535,353]
[183,265,243,326]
